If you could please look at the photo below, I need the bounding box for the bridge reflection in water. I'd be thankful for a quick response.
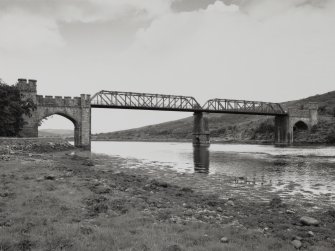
[193,147,210,174]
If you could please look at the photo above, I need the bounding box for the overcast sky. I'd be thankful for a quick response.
[1,0,335,132]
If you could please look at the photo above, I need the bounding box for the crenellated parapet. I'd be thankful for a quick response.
[36,94,91,107]
[287,108,310,117]
[287,102,318,118]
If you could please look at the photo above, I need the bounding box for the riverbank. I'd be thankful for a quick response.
[0,147,334,250]
[90,138,335,146]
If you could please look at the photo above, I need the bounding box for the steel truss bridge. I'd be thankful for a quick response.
[90,90,286,116]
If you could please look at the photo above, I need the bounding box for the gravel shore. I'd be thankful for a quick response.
[0,146,334,250]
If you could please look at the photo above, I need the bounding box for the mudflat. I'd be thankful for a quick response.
[0,150,334,251]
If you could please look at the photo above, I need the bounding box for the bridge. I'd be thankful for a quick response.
[16,79,318,150]
[90,91,286,116]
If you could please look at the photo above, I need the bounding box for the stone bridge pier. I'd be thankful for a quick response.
[274,103,318,145]
[193,112,210,147]
[17,79,91,150]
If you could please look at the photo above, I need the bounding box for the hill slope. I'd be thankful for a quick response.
[93,91,335,144]
[39,129,73,138]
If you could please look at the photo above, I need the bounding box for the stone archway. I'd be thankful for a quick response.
[35,103,90,149]
[274,104,318,145]
[38,112,80,147]
[292,120,310,143]
[16,78,91,149]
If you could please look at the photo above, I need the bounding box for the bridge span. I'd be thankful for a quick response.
[90,90,286,116]
[16,79,318,150]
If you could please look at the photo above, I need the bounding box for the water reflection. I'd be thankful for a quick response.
[92,141,335,202]
[193,146,210,174]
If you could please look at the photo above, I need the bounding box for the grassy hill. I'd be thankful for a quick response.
[93,91,335,144]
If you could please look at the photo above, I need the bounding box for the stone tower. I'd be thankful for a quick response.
[16,78,38,137]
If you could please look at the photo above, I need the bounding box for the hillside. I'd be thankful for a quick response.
[93,91,335,144]
[39,129,73,138]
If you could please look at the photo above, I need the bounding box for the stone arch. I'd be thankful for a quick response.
[37,108,82,147]
[293,120,309,131]
[39,112,78,127]
[291,119,310,143]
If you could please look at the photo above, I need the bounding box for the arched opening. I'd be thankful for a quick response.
[38,114,78,145]
[293,121,308,131]
[293,121,309,143]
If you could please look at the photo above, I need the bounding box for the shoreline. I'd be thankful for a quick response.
[90,138,335,147]
[0,146,334,250]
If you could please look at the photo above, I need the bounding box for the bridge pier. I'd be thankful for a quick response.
[78,94,91,150]
[274,115,291,145]
[193,112,210,147]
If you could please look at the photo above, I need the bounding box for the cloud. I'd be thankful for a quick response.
[0,0,172,23]
[0,10,64,51]
[107,0,335,102]
[238,0,335,18]
[0,0,173,51]
[1,1,335,94]
[2,0,332,51]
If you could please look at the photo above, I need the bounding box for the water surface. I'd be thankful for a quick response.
[92,141,335,205]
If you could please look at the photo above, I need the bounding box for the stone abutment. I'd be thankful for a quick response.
[17,79,91,150]
[274,103,318,145]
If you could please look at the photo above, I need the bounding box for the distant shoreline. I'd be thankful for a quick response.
[90,138,333,147]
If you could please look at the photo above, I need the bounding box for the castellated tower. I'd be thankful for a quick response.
[15,78,91,149]
[16,79,38,137]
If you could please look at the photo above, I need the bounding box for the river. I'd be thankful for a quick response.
[91,141,335,207]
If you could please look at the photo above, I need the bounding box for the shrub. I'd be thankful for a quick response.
[310,125,318,133]
[326,129,335,144]
[254,121,274,134]
[0,80,36,136]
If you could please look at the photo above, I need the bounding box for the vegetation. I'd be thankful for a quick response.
[326,129,335,144]
[254,120,275,135]
[0,79,36,137]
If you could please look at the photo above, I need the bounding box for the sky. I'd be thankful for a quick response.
[1,0,335,132]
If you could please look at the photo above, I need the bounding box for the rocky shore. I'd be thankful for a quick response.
[0,144,334,250]
[0,138,74,155]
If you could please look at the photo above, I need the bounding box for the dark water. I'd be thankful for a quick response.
[92,141,335,204]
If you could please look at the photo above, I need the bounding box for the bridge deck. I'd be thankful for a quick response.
[90,90,287,116]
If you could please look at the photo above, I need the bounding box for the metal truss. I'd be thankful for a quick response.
[202,99,286,115]
[90,90,202,112]
[91,90,286,115]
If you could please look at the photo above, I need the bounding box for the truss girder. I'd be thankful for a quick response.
[201,99,285,115]
[90,91,201,111]
[90,91,286,115]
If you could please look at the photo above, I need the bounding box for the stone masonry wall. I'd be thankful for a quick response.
[15,78,92,149]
